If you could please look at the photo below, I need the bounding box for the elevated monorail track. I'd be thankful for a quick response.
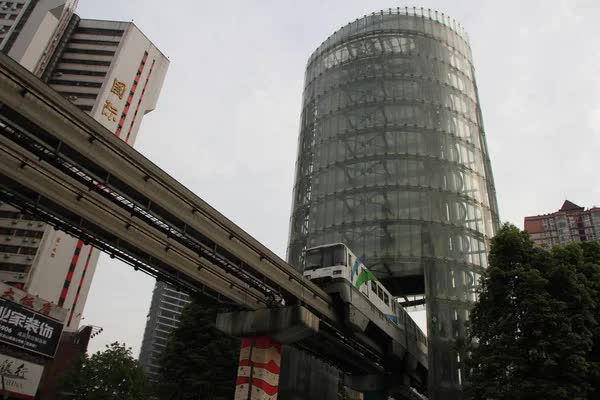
[0,52,426,379]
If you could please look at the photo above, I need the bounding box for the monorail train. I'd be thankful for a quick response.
[303,243,426,346]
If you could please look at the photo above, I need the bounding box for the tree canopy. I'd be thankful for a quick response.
[56,342,149,400]
[464,224,600,400]
[154,295,240,400]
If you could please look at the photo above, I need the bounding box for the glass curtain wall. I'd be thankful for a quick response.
[287,8,499,400]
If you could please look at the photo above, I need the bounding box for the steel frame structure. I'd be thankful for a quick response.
[287,8,499,400]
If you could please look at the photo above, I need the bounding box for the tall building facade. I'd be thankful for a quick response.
[524,200,600,247]
[0,0,77,74]
[138,282,190,380]
[287,8,499,400]
[0,3,168,332]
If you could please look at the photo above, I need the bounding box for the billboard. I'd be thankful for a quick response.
[0,298,63,358]
[0,282,67,323]
[0,353,44,400]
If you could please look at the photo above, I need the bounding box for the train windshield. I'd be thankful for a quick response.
[305,245,346,269]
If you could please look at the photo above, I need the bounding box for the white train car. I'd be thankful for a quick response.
[304,243,399,321]
[303,243,427,353]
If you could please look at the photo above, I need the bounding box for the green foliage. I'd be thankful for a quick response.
[154,295,241,400]
[56,342,149,400]
[464,224,600,400]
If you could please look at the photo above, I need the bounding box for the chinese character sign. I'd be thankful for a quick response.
[0,353,44,400]
[0,299,63,358]
[101,100,118,122]
[0,282,66,322]
[110,78,127,99]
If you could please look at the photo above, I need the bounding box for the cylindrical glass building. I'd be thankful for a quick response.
[287,8,499,400]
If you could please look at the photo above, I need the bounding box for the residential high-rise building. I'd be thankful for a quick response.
[0,7,168,332]
[524,200,600,247]
[287,8,499,400]
[0,0,77,74]
[138,282,190,380]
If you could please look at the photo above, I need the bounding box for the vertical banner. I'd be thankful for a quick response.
[234,336,281,400]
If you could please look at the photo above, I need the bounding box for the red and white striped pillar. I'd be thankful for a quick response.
[234,336,281,400]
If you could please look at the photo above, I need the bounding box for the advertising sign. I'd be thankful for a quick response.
[0,282,67,323]
[0,298,63,358]
[0,353,44,400]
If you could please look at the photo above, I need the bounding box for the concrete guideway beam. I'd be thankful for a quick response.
[0,136,267,308]
[0,53,336,323]
[216,306,319,344]
[325,281,427,368]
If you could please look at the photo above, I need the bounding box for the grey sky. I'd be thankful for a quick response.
[77,0,600,356]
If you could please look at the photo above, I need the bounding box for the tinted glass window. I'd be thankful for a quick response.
[306,245,346,269]
[333,245,346,266]
[306,249,321,268]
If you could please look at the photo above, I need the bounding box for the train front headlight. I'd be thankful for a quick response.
[333,270,342,275]
[305,275,311,279]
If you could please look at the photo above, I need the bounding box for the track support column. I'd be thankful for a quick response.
[235,337,281,400]
[217,306,320,400]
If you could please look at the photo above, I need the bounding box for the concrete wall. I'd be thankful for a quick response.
[278,346,339,400]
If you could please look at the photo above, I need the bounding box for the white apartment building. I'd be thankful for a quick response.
[0,4,168,332]
[0,0,77,74]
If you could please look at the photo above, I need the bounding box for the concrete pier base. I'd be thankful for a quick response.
[218,306,323,400]
[234,336,282,400]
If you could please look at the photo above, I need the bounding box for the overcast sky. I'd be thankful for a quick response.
[77,0,600,356]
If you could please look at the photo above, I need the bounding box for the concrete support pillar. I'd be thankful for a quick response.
[217,307,321,400]
[234,336,281,400]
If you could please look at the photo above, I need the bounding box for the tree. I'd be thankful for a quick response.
[464,224,599,400]
[577,240,600,397]
[57,342,149,400]
[154,295,240,400]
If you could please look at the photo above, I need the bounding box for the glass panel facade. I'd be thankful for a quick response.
[287,8,499,400]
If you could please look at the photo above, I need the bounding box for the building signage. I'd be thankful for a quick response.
[0,298,63,358]
[0,282,67,323]
[0,353,44,400]
[102,78,127,123]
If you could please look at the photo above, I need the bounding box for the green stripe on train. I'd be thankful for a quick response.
[355,269,377,288]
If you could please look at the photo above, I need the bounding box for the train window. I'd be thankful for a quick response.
[384,293,389,306]
[392,302,396,314]
[305,245,346,269]
[305,249,322,269]
[333,245,345,266]
[377,285,383,300]
[371,281,377,292]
